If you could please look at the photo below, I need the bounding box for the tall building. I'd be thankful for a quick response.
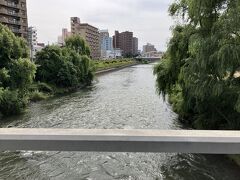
[0,0,28,39]
[28,26,44,59]
[28,26,37,58]
[113,31,134,56]
[62,28,71,42]
[71,17,100,59]
[113,31,120,50]
[57,28,71,46]
[28,26,37,47]
[133,37,138,56]
[143,43,157,53]
[100,30,113,51]
[100,30,113,59]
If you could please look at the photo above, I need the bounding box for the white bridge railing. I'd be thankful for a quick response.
[0,129,240,154]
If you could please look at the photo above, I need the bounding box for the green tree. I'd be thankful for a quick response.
[35,44,95,88]
[154,0,240,129]
[0,24,36,116]
[65,35,91,56]
[8,58,36,92]
[0,24,29,68]
[79,55,95,85]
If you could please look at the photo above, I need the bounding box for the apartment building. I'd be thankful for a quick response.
[28,26,45,59]
[0,0,28,39]
[71,17,100,59]
[28,26,37,46]
[113,31,137,56]
[28,26,37,58]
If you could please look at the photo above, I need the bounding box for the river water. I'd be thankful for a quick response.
[0,64,239,180]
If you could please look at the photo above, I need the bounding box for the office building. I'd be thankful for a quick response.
[71,17,100,59]
[100,30,113,59]
[0,0,28,39]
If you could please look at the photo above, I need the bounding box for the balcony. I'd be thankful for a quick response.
[0,16,8,23]
[0,0,21,9]
[0,8,20,17]
[11,27,21,33]
[8,19,20,25]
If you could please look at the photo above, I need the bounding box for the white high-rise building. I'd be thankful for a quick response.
[28,27,38,59]
[28,27,37,47]
[28,27,45,59]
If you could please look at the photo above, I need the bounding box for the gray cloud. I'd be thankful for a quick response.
[27,0,174,51]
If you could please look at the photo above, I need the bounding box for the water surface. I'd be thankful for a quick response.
[0,64,239,180]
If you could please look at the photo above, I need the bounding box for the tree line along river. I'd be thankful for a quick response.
[0,64,240,180]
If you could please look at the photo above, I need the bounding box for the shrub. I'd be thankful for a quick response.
[0,88,27,116]
[29,91,48,102]
[36,82,53,93]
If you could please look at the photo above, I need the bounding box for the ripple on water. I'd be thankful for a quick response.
[0,64,240,180]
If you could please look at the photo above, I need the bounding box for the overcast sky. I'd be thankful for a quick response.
[27,0,174,51]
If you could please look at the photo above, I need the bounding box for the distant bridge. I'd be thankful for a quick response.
[135,51,163,62]
[135,57,161,62]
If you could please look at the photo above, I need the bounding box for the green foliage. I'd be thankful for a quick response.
[29,91,48,102]
[0,24,29,68]
[0,68,10,87]
[35,39,95,89]
[8,58,36,91]
[80,55,95,85]
[0,88,27,116]
[0,24,36,117]
[36,82,53,93]
[95,59,135,71]
[65,35,91,56]
[154,0,240,129]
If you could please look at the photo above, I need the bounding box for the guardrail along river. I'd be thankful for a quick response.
[0,64,240,180]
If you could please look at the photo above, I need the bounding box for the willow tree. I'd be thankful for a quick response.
[65,35,91,57]
[154,0,240,129]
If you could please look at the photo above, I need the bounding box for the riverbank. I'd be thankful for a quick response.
[29,60,139,101]
[0,59,139,119]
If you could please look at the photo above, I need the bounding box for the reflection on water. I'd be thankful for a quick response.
[0,64,239,180]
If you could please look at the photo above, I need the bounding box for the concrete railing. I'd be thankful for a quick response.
[0,129,240,154]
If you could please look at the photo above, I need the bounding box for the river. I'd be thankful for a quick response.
[0,64,239,180]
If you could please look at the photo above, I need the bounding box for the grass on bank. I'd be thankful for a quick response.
[28,82,80,102]
[94,58,136,71]
[29,91,49,102]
